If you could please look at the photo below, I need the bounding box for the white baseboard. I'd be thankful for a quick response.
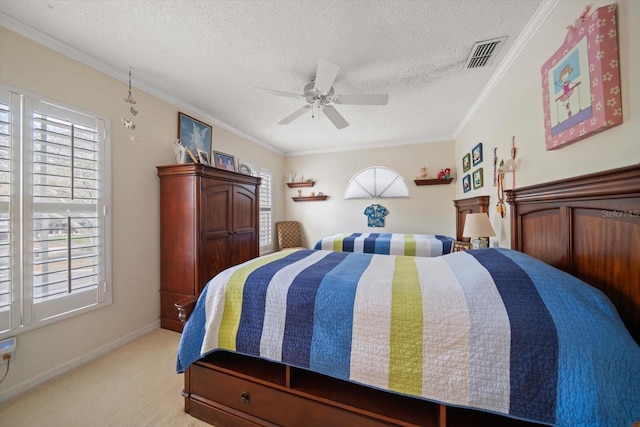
[0,320,160,402]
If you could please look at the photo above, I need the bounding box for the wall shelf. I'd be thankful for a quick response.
[414,178,454,186]
[292,195,328,202]
[287,181,315,188]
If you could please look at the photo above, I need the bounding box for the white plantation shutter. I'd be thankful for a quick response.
[0,86,111,338]
[0,93,12,334]
[244,163,272,251]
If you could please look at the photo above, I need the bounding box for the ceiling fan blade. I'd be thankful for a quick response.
[322,105,349,129]
[334,94,389,105]
[278,106,310,124]
[314,59,340,94]
[250,86,304,100]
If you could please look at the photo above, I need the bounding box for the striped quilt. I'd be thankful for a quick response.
[313,232,453,256]
[177,248,640,427]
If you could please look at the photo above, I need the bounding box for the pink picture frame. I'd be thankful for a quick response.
[541,4,622,150]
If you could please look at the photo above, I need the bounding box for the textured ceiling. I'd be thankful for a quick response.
[0,0,547,155]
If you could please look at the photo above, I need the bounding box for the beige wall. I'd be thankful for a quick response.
[3,0,638,401]
[456,0,640,247]
[284,141,457,247]
[0,28,284,399]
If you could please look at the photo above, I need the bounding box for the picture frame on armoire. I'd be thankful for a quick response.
[178,113,212,164]
[214,151,236,172]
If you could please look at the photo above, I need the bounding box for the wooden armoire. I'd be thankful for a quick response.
[157,164,261,332]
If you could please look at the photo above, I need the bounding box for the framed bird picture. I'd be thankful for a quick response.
[178,112,212,164]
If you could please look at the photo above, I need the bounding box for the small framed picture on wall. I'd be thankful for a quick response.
[472,142,483,166]
[462,153,471,172]
[462,174,471,193]
[472,168,484,189]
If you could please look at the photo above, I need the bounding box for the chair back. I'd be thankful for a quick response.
[276,221,303,250]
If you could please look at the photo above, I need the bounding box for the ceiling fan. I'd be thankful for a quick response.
[251,59,389,130]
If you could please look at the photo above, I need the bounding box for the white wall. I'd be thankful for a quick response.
[285,141,457,247]
[0,27,285,399]
[456,0,640,247]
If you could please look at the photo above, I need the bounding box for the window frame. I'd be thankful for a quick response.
[0,84,112,341]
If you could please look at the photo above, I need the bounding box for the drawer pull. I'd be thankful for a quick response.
[240,392,250,404]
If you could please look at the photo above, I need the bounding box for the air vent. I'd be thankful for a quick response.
[465,37,507,69]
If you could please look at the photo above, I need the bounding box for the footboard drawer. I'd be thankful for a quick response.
[189,364,396,427]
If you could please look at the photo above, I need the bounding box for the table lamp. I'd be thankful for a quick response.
[462,213,496,249]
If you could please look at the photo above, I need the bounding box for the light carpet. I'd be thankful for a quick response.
[0,328,209,427]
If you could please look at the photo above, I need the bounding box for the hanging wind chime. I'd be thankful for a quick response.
[121,67,139,142]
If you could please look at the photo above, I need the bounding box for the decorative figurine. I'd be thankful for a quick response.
[419,166,428,178]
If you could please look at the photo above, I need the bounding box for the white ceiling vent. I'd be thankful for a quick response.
[465,37,507,69]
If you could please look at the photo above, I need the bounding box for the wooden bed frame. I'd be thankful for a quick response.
[176,165,640,427]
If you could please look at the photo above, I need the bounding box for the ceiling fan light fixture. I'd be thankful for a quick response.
[253,59,389,130]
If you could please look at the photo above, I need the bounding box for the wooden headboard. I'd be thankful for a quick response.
[453,195,490,241]
[506,165,640,344]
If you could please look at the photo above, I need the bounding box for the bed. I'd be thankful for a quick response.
[175,165,640,427]
[311,196,489,257]
[313,232,455,256]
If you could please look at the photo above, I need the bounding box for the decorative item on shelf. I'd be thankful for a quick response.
[121,66,139,142]
[418,166,428,179]
[462,213,496,249]
[172,139,186,164]
[541,4,622,150]
[213,151,236,171]
[186,149,198,163]
[437,168,452,179]
[196,149,210,166]
[297,189,302,197]
[179,112,212,164]
[238,163,252,175]
[287,171,297,182]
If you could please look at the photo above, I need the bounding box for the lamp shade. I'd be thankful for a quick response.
[462,213,496,239]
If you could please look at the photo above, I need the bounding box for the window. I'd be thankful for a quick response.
[344,166,409,199]
[0,86,111,340]
[244,162,272,252]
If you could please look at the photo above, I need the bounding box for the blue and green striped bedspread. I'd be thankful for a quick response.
[177,248,640,427]
[313,232,454,256]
